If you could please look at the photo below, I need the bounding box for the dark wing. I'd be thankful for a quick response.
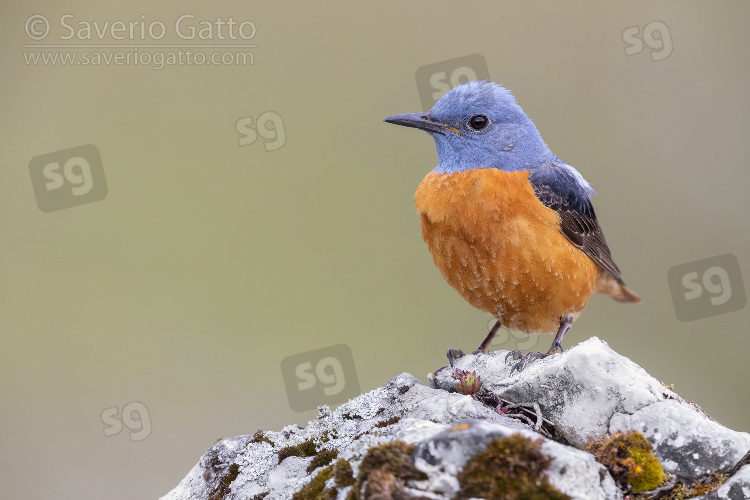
[532,183,625,284]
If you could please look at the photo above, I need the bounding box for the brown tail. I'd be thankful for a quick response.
[596,273,642,303]
[612,284,642,303]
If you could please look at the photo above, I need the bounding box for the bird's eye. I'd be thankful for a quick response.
[468,115,489,130]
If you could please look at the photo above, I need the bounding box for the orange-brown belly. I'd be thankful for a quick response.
[415,169,598,333]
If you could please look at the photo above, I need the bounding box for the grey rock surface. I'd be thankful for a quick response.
[609,399,747,481]
[431,337,750,482]
[411,419,621,500]
[694,464,750,500]
[163,338,749,500]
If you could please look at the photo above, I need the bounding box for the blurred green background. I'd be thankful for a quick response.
[2,2,748,499]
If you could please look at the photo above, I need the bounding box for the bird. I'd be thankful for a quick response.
[384,81,641,371]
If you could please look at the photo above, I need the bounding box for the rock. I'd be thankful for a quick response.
[694,464,750,500]
[162,338,750,500]
[431,337,750,482]
[609,400,747,481]
[410,419,621,500]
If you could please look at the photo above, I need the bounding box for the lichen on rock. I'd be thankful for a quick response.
[161,338,750,500]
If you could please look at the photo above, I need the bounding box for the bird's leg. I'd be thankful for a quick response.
[505,315,573,373]
[447,320,502,367]
[546,315,573,356]
[473,320,502,354]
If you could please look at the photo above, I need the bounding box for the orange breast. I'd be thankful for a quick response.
[415,169,598,333]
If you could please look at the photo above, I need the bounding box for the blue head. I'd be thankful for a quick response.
[385,81,560,174]
[385,81,594,206]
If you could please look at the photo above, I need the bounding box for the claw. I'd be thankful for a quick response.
[447,349,465,368]
[507,351,547,373]
[505,316,572,372]
[546,341,564,356]
[505,350,523,363]
[510,360,526,374]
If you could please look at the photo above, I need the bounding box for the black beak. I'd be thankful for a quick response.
[384,113,459,136]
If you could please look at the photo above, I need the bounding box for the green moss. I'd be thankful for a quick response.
[362,469,405,499]
[345,440,427,500]
[278,439,317,464]
[291,465,335,500]
[333,459,355,487]
[319,428,339,443]
[307,448,339,473]
[250,430,274,447]
[586,430,666,493]
[358,440,426,484]
[374,416,401,428]
[352,431,368,441]
[628,447,666,492]
[209,463,240,500]
[456,434,570,500]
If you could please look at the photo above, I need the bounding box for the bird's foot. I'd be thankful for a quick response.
[505,342,564,374]
[546,341,563,357]
[504,351,545,374]
[447,349,465,368]
[448,346,490,367]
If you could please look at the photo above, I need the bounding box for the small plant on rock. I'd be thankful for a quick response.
[454,369,483,396]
